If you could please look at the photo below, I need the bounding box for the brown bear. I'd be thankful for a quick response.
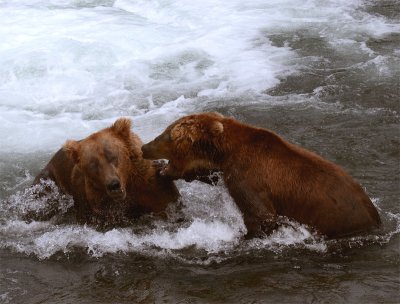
[33,118,179,225]
[141,112,381,238]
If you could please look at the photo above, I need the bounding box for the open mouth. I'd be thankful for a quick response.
[108,189,126,201]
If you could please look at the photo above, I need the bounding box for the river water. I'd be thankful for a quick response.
[0,0,399,303]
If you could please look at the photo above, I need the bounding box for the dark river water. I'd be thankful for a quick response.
[0,0,399,303]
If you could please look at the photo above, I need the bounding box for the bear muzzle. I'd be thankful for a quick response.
[141,142,168,160]
[141,143,154,159]
[106,179,126,201]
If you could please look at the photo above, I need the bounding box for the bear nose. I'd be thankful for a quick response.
[107,179,121,191]
[141,144,150,158]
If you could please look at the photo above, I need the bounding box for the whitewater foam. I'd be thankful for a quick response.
[0,177,329,262]
[2,0,397,152]
[2,174,396,262]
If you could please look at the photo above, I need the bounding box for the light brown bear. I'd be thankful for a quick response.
[141,112,381,238]
[33,118,179,225]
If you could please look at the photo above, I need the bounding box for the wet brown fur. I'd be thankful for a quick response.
[33,118,179,224]
[141,112,381,238]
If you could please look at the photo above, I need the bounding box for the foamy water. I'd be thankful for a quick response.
[1,178,333,261]
[0,0,399,263]
[1,0,398,151]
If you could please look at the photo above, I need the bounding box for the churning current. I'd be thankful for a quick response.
[0,1,399,303]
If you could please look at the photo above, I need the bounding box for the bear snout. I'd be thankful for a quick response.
[106,178,126,201]
[141,143,154,159]
[107,179,121,191]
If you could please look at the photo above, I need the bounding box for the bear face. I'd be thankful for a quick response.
[141,113,225,179]
[64,118,136,203]
[31,117,180,226]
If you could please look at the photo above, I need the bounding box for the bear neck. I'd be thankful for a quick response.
[126,157,152,189]
[218,119,282,173]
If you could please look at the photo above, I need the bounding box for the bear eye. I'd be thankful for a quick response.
[110,156,119,165]
[104,147,119,165]
[162,132,171,142]
[107,154,119,165]
[89,160,99,172]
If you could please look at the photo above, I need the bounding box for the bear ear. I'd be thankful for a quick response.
[63,140,80,163]
[111,118,132,139]
[209,121,224,136]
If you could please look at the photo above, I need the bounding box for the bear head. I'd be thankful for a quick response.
[64,118,140,202]
[141,112,225,178]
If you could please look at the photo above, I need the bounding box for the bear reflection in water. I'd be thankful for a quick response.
[141,112,381,239]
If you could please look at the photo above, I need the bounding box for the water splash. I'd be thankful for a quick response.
[1,179,74,221]
[2,177,395,263]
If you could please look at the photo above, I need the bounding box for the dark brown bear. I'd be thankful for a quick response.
[33,118,179,224]
[141,112,381,238]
